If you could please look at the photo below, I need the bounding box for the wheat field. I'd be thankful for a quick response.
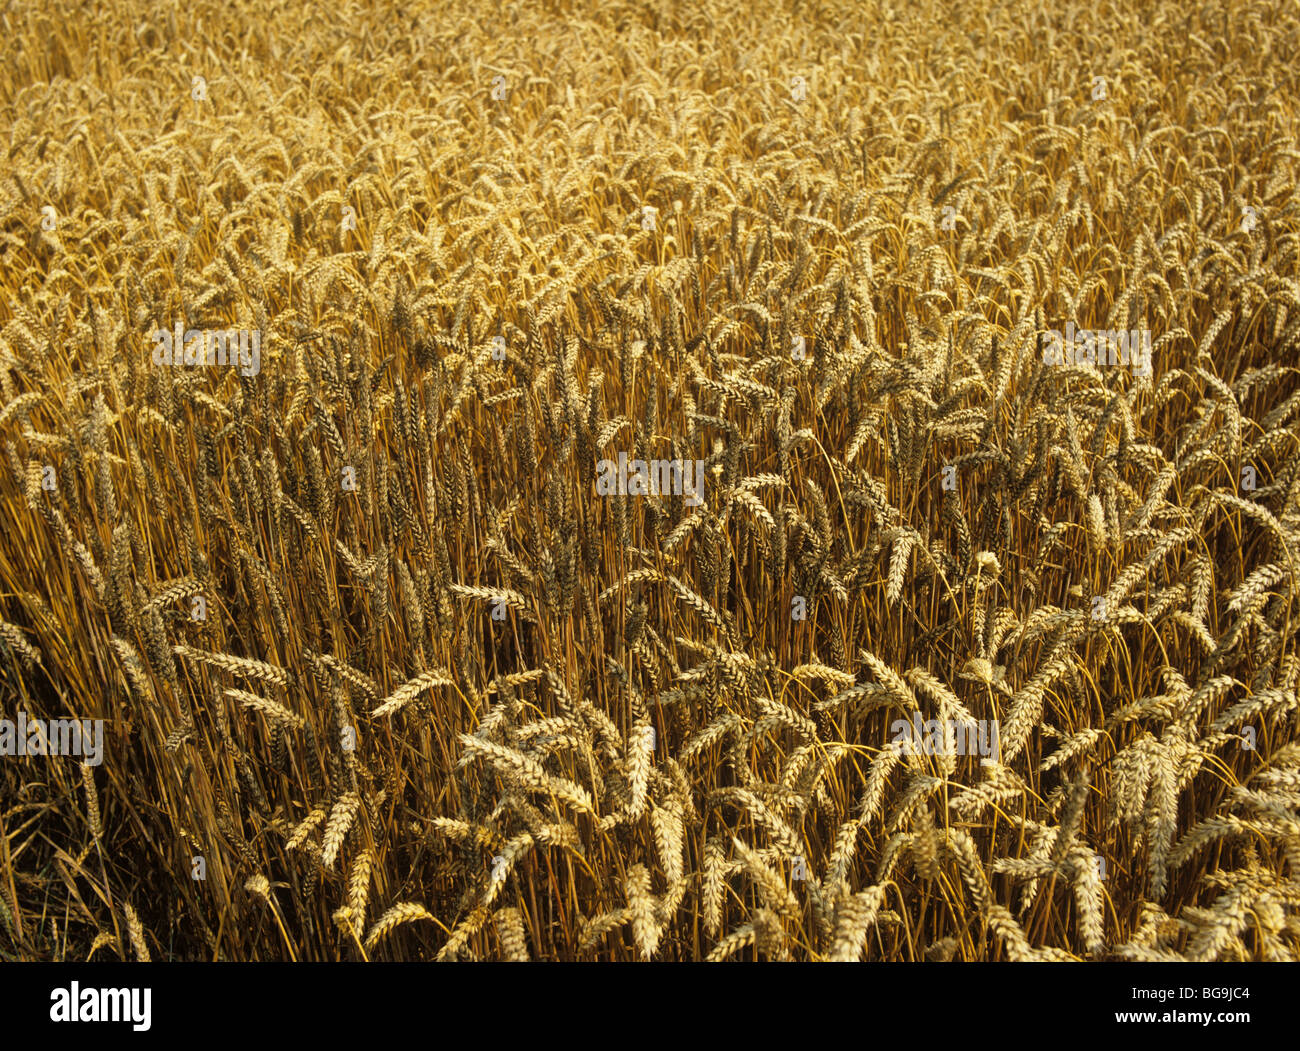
[1,0,1298,962]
